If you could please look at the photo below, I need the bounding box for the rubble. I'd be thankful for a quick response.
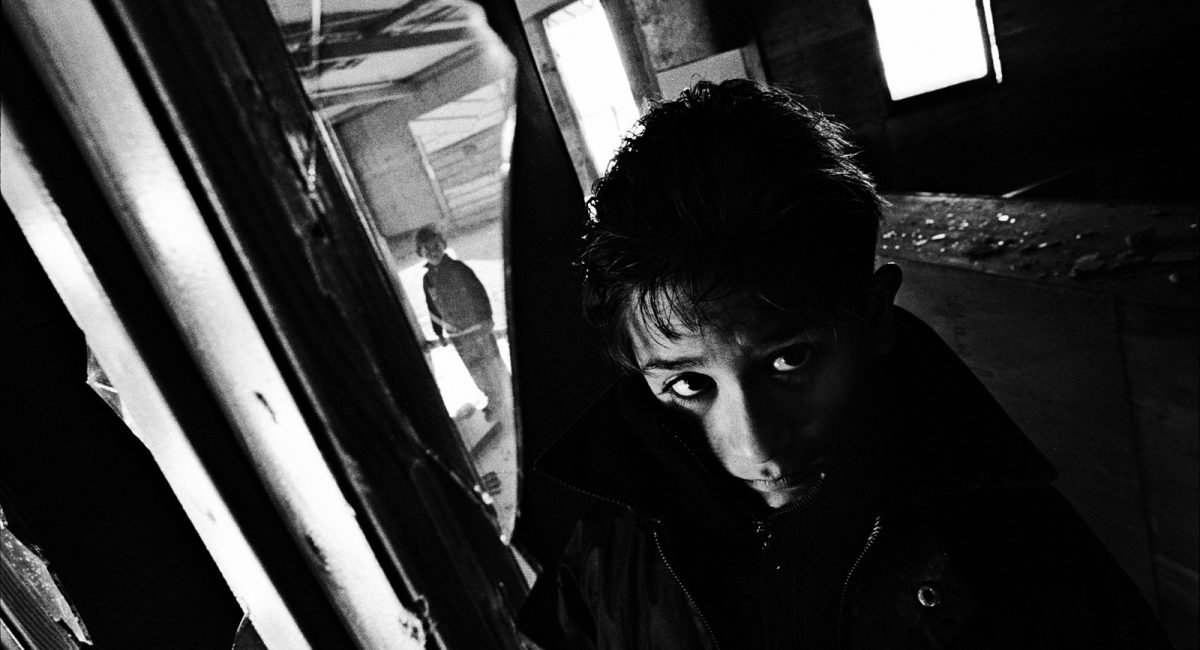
[1019,240,1062,254]
[1069,253,1107,277]
[877,195,1196,300]
[962,236,1008,259]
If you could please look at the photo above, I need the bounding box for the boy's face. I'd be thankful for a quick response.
[419,238,446,264]
[629,267,899,508]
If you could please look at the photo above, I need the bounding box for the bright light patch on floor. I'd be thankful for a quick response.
[868,0,994,100]
[544,0,640,174]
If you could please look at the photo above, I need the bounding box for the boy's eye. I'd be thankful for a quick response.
[771,346,814,373]
[666,373,713,398]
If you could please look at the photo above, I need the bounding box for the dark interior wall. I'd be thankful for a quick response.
[749,0,1199,197]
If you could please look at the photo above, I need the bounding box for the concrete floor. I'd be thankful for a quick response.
[881,193,1198,650]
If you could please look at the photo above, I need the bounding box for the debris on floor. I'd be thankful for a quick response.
[878,194,1199,305]
[1070,253,1107,277]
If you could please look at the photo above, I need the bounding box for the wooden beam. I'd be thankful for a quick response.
[311,80,416,109]
[295,26,473,61]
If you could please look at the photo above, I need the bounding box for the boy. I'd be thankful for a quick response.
[517,80,1169,648]
[415,225,509,424]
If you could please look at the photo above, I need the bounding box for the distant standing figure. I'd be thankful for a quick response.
[416,225,509,423]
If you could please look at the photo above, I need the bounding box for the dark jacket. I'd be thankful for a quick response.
[423,257,492,338]
[519,309,1171,649]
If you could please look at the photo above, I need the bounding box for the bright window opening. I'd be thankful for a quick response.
[543,0,640,174]
[868,0,1000,101]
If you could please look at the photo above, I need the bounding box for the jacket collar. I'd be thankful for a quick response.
[425,255,458,271]
[535,307,1056,521]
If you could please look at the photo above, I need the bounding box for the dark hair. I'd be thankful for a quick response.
[414,224,444,252]
[579,79,883,371]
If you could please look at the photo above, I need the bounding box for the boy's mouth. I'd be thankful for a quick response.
[747,473,804,490]
[745,469,818,491]
[741,461,827,506]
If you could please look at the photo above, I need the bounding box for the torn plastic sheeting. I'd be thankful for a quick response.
[85,344,123,421]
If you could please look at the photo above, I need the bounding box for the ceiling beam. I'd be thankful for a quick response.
[320,45,512,123]
[280,0,437,39]
[358,0,441,35]
[294,26,472,61]
[310,80,416,109]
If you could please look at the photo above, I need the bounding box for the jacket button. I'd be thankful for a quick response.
[916,584,942,608]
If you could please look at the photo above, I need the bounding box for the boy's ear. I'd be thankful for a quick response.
[866,263,902,355]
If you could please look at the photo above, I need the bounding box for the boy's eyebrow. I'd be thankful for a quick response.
[637,325,838,372]
[639,356,704,372]
[761,326,836,349]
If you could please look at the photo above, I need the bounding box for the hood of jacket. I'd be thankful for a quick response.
[535,307,1056,526]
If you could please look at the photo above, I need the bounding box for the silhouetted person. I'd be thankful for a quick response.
[416,225,509,424]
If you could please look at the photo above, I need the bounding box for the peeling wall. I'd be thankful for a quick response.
[628,0,739,71]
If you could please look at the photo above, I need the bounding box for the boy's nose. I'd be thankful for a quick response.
[712,386,786,463]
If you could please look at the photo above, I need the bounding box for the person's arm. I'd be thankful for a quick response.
[423,274,445,344]
[456,260,493,323]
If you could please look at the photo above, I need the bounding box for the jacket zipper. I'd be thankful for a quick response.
[835,515,884,650]
[752,472,828,576]
[752,472,827,648]
[652,527,723,650]
[753,471,827,535]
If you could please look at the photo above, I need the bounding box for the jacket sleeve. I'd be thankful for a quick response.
[457,261,493,323]
[518,526,598,650]
[423,274,443,339]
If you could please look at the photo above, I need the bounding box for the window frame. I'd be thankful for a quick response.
[868,0,1003,110]
[2,0,538,646]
